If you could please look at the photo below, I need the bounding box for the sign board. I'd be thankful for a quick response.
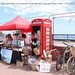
[33,22,42,24]
[1,49,13,64]
[44,22,51,24]
[37,62,50,72]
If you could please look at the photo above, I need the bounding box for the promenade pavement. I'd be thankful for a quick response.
[0,60,70,75]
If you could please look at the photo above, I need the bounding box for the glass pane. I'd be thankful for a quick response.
[46,39,50,42]
[46,43,50,46]
[46,46,50,50]
[46,50,49,54]
[46,28,50,31]
[46,35,50,38]
[46,32,50,34]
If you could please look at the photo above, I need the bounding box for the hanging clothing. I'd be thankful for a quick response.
[32,38,37,48]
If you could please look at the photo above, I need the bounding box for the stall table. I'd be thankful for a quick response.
[11,48,22,63]
[0,43,4,60]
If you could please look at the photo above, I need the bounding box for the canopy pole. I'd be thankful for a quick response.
[53,17,55,43]
[16,28,20,61]
[20,30,22,39]
[53,17,54,35]
[16,28,17,40]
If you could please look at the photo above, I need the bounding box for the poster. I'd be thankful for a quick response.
[1,49,13,64]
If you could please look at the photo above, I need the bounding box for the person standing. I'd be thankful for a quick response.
[3,35,8,45]
[22,34,26,46]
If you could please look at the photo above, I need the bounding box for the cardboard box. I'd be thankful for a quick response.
[47,55,52,63]
[37,62,51,72]
[42,55,52,63]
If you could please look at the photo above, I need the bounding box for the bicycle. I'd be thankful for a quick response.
[66,47,75,74]
[56,42,71,71]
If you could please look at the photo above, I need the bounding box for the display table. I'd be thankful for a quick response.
[11,50,22,63]
[0,43,4,60]
[0,51,1,60]
[0,43,4,51]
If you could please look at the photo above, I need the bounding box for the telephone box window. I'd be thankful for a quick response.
[46,43,50,46]
[46,32,50,35]
[46,35,50,38]
[46,39,50,42]
[46,46,50,50]
[46,28,50,31]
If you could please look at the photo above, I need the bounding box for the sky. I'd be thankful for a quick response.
[0,0,75,34]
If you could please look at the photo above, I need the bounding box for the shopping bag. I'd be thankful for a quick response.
[33,47,40,55]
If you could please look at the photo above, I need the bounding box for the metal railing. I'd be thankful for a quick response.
[1,33,75,43]
[52,34,75,44]
[52,34,75,40]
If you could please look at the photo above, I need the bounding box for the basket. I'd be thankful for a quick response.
[22,47,29,55]
[70,47,75,56]
[30,61,39,70]
[23,50,29,55]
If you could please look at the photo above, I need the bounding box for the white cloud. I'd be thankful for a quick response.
[0,0,75,16]
[4,8,8,12]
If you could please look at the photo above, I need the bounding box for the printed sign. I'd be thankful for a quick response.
[33,22,42,24]
[1,49,13,64]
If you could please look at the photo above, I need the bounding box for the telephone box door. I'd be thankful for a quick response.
[42,22,52,57]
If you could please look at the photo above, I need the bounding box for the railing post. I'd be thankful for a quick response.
[67,34,68,40]
[52,34,54,44]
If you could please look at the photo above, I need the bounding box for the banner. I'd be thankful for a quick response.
[1,49,13,64]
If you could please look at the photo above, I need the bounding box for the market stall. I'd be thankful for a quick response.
[0,17,53,72]
[0,16,32,64]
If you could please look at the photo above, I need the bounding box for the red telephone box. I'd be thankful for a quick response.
[31,19,52,59]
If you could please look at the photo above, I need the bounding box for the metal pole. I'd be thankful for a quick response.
[20,30,21,39]
[67,34,68,41]
[16,28,17,40]
[63,52,65,69]
[16,28,20,61]
[53,17,54,42]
